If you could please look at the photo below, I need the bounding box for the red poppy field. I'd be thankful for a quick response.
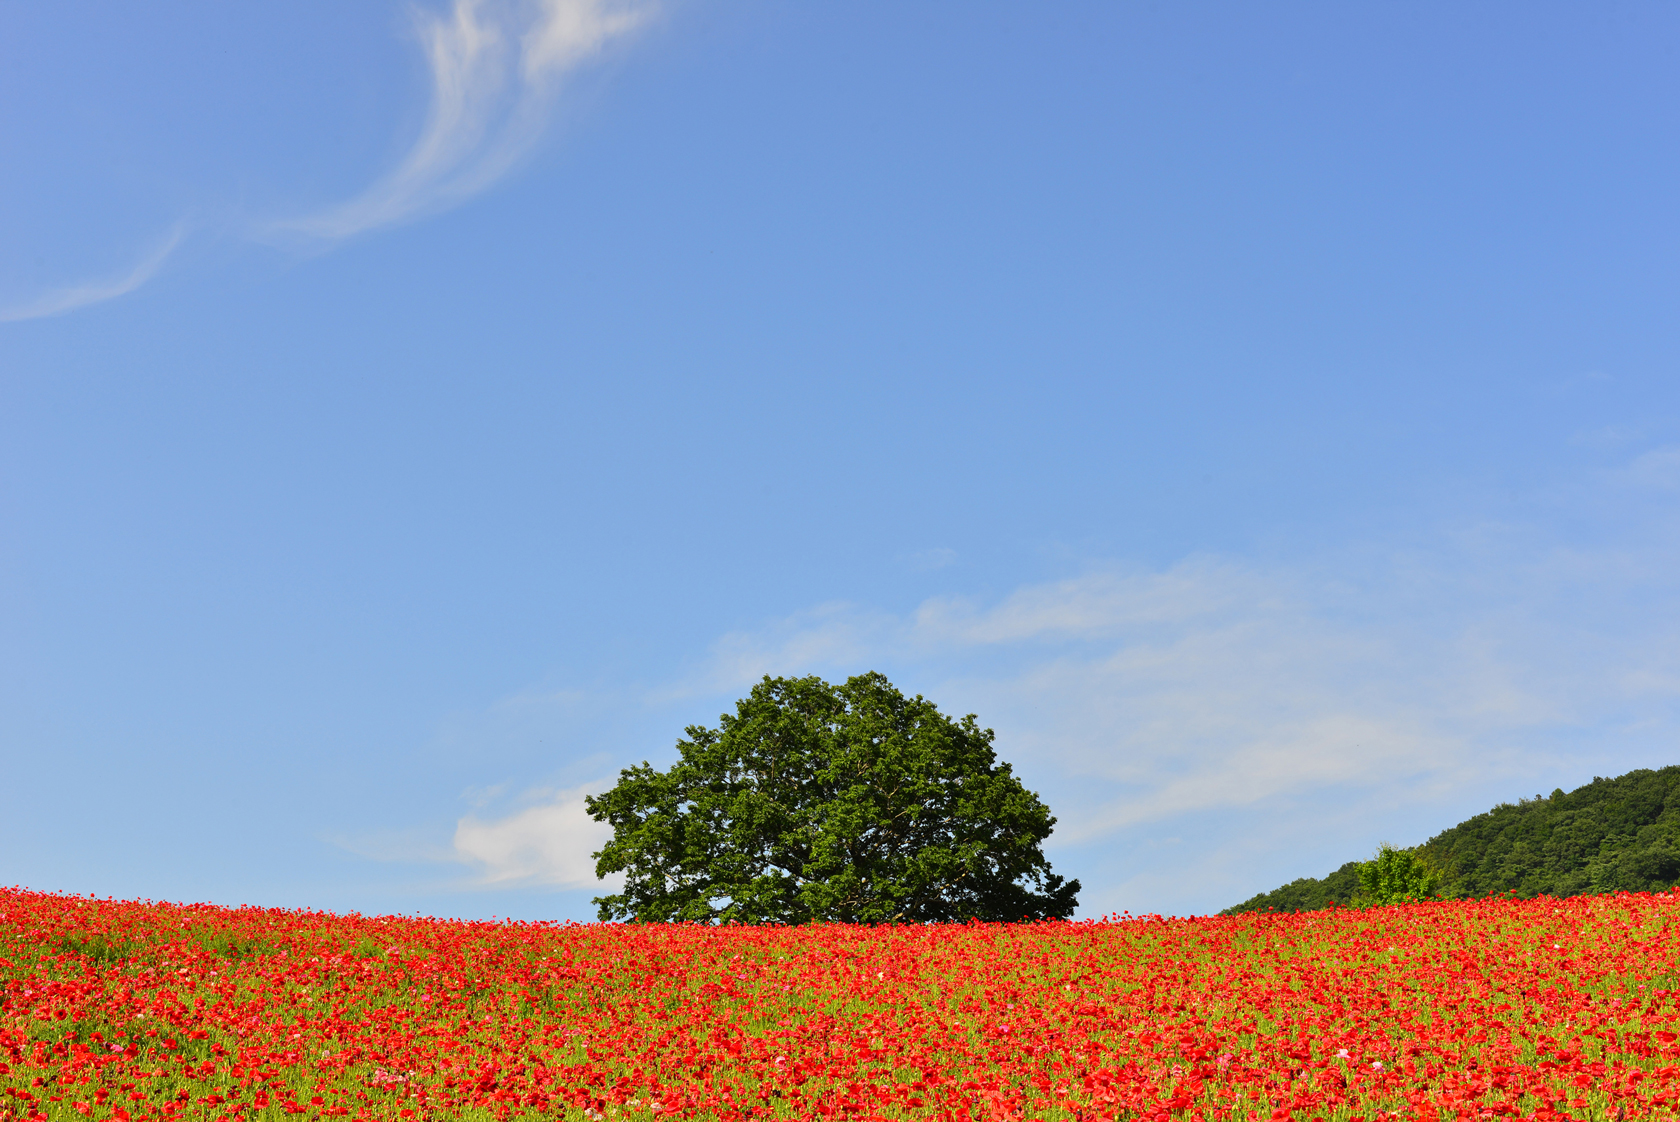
[3,887,1678,1122]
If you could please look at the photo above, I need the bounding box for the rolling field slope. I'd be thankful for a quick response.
[3,887,1679,1120]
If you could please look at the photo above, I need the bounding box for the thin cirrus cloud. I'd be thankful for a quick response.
[0,226,185,323]
[273,0,653,242]
[689,560,1300,695]
[4,2,652,324]
[694,562,1485,815]
[683,506,1680,844]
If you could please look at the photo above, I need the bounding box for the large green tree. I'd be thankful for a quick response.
[1355,843,1442,906]
[586,672,1080,923]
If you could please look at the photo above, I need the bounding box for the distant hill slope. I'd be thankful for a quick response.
[1223,765,1680,914]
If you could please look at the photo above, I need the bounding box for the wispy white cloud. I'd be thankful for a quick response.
[688,602,902,696]
[1621,445,1680,490]
[693,565,1468,827]
[955,619,1484,842]
[10,1,653,321]
[452,783,622,890]
[0,226,184,323]
[691,561,1296,685]
[276,0,652,241]
[911,561,1276,645]
[906,547,958,572]
[688,522,1680,856]
[321,826,461,866]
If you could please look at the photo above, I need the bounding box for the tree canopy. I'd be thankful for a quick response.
[1356,843,1442,905]
[586,672,1080,924]
[1224,766,1680,914]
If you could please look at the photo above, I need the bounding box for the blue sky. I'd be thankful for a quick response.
[3,1,1679,920]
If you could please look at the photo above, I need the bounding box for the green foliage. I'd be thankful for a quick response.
[1355,843,1441,905]
[587,671,1080,924]
[186,928,284,960]
[1223,766,1680,914]
[55,932,143,963]
[1222,861,1363,916]
[1417,767,1680,899]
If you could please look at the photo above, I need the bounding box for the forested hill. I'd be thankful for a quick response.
[1223,766,1680,914]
